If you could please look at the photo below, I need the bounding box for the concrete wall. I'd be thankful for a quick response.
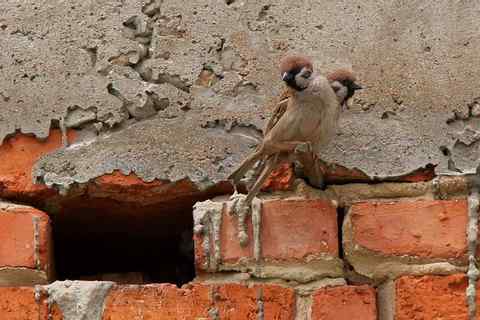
[1,1,480,319]
[2,0,480,191]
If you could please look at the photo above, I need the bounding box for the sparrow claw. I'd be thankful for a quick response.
[294,142,312,154]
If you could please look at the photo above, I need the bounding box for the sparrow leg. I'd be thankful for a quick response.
[294,141,312,154]
[228,178,239,199]
[228,146,265,186]
[229,140,307,185]
[230,154,279,247]
[247,152,289,191]
[245,154,279,206]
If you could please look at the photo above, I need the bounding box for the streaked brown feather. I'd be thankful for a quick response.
[279,54,313,75]
[327,68,357,82]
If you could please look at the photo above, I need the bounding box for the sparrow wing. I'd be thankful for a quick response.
[243,91,291,188]
[263,90,291,135]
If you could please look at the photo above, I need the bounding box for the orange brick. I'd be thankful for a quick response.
[260,284,296,319]
[213,284,295,320]
[323,163,370,183]
[0,205,52,273]
[348,200,468,260]
[102,283,294,320]
[261,199,338,261]
[322,161,434,183]
[395,274,477,320]
[198,199,339,272]
[260,162,295,192]
[102,284,212,320]
[89,170,196,205]
[0,130,76,201]
[0,287,48,320]
[213,284,257,319]
[311,285,377,320]
[220,204,254,264]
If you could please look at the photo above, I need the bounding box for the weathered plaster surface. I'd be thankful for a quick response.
[1,0,479,187]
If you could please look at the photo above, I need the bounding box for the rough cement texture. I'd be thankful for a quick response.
[1,0,480,188]
[44,280,114,320]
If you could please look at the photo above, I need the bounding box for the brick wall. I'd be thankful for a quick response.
[0,133,478,319]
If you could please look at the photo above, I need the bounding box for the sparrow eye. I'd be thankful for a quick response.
[302,71,312,79]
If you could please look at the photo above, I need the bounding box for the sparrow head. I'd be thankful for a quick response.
[279,54,314,92]
[327,69,363,110]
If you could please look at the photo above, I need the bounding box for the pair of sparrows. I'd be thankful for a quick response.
[228,54,363,209]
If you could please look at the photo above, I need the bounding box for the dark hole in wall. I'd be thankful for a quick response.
[52,196,196,287]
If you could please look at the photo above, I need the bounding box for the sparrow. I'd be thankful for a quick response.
[264,68,362,142]
[234,65,363,192]
[227,55,364,246]
[327,68,363,110]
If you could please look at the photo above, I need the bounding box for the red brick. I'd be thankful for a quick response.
[348,200,468,260]
[260,284,296,319]
[193,232,209,273]
[322,162,434,183]
[0,205,52,274]
[0,130,76,200]
[0,287,48,320]
[213,284,257,319]
[260,162,295,192]
[89,171,191,205]
[261,199,338,261]
[397,165,435,182]
[213,284,295,320]
[103,284,212,320]
[311,285,377,320]
[102,283,294,320]
[395,274,478,320]
[323,163,370,183]
[217,199,338,267]
[220,204,254,264]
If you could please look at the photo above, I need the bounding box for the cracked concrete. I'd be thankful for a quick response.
[2,0,480,188]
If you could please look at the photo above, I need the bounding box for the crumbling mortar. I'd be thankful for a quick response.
[193,200,223,272]
[252,197,262,273]
[227,194,250,247]
[208,307,220,320]
[295,295,312,320]
[466,167,480,320]
[32,216,41,271]
[256,286,264,320]
[211,203,223,271]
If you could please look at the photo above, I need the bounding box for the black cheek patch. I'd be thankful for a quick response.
[283,67,305,91]
[345,81,358,100]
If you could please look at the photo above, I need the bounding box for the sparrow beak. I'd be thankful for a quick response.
[352,82,363,91]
